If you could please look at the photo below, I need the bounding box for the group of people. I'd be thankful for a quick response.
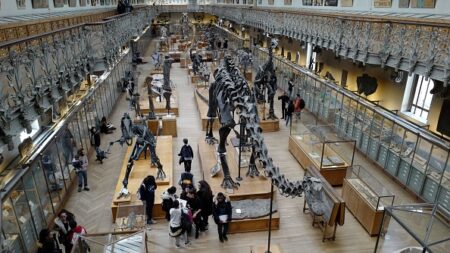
[37,209,87,253]
[133,138,231,248]
[278,83,304,126]
[161,180,232,248]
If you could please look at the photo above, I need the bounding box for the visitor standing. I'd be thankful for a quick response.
[138,175,157,225]
[68,220,88,251]
[197,180,213,231]
[72,153,88,192]
[212,192,232,243]
[169,200,189,248]
[181,187,202,239]
[285,100,295,127]
[54,209,75,253]
[294,94,303,121]
[288,80,294,97]
[277,92,290,119]
[37,229,59,253]
[161,186,178,221]
[178,167,194,191]
[178,138,194,172]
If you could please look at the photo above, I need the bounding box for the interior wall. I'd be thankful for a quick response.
[317,49,405,111]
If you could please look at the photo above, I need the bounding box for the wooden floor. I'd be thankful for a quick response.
[64,38,420,253]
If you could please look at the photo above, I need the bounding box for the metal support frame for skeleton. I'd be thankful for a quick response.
[254,38,278,120]
[206,53,325,214]
[162,55,173,112]
[145,76,157,120]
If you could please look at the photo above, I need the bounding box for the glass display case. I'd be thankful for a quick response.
[375,204,449,253]
[408,137,433,195]
[343,165,395,236]
[0,48,132,253]
[253,44,450,213]
[289,124,356,186]
[2,198,26,253]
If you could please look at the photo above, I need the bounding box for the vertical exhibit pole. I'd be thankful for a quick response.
[266,181,274,253]
[236,117,243,181]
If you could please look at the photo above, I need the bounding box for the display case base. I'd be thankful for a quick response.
[198,138,279,233]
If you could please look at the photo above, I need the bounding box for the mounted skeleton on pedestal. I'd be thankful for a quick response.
[204,54,325,215]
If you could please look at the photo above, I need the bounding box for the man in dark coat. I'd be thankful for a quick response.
[178,138,194,172]
[139,175,157,225]
[277,92,290,119]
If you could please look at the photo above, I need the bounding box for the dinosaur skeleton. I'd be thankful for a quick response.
[254,38,278,120]
[109,113,165,199]
[190,48,203,75]
[205,53,323,204]
[236,48,253,73]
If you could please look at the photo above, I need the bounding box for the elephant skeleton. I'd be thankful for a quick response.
[205,54,324,211]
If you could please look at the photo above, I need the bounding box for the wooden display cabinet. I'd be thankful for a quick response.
[342,165,395,236]
[289,125,355,186]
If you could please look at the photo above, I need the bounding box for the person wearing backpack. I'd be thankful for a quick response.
[178,167,194,191]
[178,138,194,172]
[138,175,157,225]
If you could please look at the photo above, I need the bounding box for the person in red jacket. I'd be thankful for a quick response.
[294,94,302,121]
[68,220,87,249]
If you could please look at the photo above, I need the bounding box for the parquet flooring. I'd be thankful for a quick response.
[64,37,420,253]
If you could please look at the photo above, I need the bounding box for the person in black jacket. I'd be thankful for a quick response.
[37,229,60,253]
[90,127,101,148]
[178,138,194,172]
[288,80,294,97]
[285,100,295,127]
[178,168,194,191]
[212,192,232,243]
[277,92,290,119]
[197,180,213,231]
[180,186,202,239]
[139,175,157,225]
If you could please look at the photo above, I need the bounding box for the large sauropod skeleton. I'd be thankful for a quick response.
[205,53,325,214]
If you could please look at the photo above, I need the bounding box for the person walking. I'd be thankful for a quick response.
[212,192,232,243]
[161,186,178,221]
[178,138,194,172]
[169,200,189,248]
[277,92,290,119]
[138,175,157,225]
[285,100,295,127]
[197,180,213,231]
